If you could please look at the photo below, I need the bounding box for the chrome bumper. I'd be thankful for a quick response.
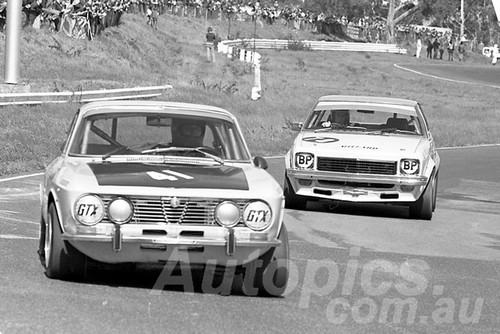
[63,234,281,248]
[287,169,428,186]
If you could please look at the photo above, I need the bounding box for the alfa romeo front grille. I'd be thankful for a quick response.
[101,196,248,225]
[317,157,397,175]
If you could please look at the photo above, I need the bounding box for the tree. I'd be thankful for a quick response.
[385,0,419,43]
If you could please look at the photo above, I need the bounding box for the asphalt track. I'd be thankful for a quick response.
[1,64,500,332]
[395,62,500,89]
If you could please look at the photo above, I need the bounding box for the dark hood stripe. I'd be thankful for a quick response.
[88,163,249,190]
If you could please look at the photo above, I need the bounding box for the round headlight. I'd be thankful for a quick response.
[107,197,134,224]
[74,194,105,226]
[243,201,273,231]
[215,201,241,227]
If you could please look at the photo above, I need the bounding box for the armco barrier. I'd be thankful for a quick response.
[0,85,173,106]
[220,39,407,54]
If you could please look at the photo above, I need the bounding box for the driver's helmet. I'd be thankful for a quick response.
[329,110,350,125]
[171,118,206,148]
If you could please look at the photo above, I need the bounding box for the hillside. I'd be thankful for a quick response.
[1,12,328,93]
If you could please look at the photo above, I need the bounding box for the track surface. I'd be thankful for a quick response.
[1,146,499,333]
[1,64,499,333]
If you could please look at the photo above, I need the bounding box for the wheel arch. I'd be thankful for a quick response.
[46,190,65,234]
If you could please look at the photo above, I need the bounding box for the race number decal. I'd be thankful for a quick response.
[74,195,104,225]
[295,153,314,169]
[400,159,420,175]
[147,170,194,181]
[244,201,272,230]
[302,136,339,144]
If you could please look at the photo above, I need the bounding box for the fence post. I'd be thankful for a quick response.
[251,52,261,101]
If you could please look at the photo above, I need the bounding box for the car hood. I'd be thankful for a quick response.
[85,162,250,190]
[295,131,425,157]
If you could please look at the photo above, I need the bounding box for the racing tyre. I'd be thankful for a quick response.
[432,172,439,212]
[409,173,436,220]
[44,204,87,280]
[242,224,289,297]
[284,174,307,210]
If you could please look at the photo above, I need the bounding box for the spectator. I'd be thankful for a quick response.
[447,38,454,61]
[23,0,43,28]
[426,39,433,58]
[439,37,446,59]
[146,6,159,29]
[205,26,216,62]
[415,34,422,58]
[432,38,440,59]
[477,40,484,54]
[492,44,499,65]
[458,41,466,61]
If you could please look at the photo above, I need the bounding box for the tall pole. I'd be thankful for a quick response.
[4,0,23,84]
[460,0,464,38]
[253,14,257,55]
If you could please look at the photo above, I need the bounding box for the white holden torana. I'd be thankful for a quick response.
[39,100,288,296]
[285,95,440,220]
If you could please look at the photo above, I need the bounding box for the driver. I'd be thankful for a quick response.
[171,118,206,148]
[331,110,350,125]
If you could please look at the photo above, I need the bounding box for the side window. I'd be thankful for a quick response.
[305,110,327,128]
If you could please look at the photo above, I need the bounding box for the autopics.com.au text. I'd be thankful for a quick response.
[150,246,484,325]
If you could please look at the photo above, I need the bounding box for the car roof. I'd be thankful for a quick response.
[317,95,419,107]
[79,100,238,122]
[315,95,419,116]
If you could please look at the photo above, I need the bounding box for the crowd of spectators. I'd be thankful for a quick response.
[3,0,485,50]
[0,0,391,42]
[0,0,129,38]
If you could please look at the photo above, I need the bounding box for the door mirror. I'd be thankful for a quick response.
[290,122,303,131]
[253,156,268,170]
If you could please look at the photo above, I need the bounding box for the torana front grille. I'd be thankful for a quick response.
[317,157,397,175]
[101,196,248,225]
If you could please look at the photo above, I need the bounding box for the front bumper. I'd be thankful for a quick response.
[63,223,281,265]
[287,169,429,203]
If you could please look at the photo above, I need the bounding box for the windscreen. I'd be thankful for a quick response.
[68,112,251,161]
[303,107,424,135]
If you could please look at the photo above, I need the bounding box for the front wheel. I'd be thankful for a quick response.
[242,224,289,297]
[409,172,436,220]
[284,174,307,210]
[44,203,87,279]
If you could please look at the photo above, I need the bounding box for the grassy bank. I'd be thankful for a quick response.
[1,13,499,177]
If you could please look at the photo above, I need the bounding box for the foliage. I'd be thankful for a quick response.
[287,39,312,51]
